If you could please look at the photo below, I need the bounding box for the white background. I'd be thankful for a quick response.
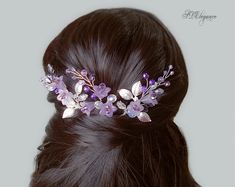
[0,0,234,187]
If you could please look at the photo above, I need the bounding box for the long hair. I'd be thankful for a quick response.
[30,8,200,187]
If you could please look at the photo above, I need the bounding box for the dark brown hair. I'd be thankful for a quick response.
[31,8,200,187]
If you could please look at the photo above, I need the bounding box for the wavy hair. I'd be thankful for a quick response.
[30,8,200,187]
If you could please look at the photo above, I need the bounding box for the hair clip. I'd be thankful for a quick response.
[40,64,174,123]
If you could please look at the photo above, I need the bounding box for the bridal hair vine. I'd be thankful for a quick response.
[40,64,174,123]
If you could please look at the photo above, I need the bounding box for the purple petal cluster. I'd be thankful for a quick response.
[93,83,111,99]
[140,90,158,107]
[41,75,66,94]
[126,100,144,118]
[80,102,95,116]
[57,90,75,107]
[99,101,117,117]
[41,64,174,122]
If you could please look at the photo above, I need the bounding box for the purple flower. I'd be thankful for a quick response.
[80,102,95,116]
[41,75,66,93]
[140,90,158,107]
[99,101,117,117]
[93,83,111,99]
[126,100,144,118]
[57,90,75,107]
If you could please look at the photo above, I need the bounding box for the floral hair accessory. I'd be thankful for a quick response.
[40,64,174,123]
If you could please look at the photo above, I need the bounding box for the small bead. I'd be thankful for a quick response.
[155,88,164,95]
[165,81,170,87]
[83,86,90,93]
[90,93,97,100]
[170,71,174,75]
[127,110,136,118]
[81,69,87,76]
[107,94,117,103]
[94,101,102,109]
[149,79,156,85]
[143,73,149,79]
[157,76,165,82]
[150,92,157,99]
[169,65,173,69]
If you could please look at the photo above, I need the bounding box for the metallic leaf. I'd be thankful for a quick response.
[118,89,133,100]
[116,101,126,109]
[75,82,83,94]
[137,112,152,122]
[77,93,88,101]
[62,108,75,118]
[65,100,76,108]
[131,81,142,97]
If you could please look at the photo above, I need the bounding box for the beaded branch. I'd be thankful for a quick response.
[40,64,174,123]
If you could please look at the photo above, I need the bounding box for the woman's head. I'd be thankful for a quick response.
[31,8,199,187]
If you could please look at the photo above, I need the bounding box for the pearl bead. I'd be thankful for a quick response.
[143,73,149,79]
[158,76,165,82]
[165,81,170,87]
[155,88,164,95]
[170,71,174,75]
[107,94,117,103]
[169,65,173,69]
[127,110,136,118]
[94,101,102,109]
[150,92,157,99]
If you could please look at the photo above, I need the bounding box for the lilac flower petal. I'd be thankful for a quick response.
[141,90,159,106]
[141,97,158,106]
[93,83,111,99]
[57,90,75,107]
[99,101,117,117]
[126,100,144,118]
[80,102,95,116]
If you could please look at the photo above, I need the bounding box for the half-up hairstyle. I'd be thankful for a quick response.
[30,8,200,187]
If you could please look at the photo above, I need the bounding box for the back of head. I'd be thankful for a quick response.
[31,8,199,187]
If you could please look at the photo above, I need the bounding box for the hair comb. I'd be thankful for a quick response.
[41,64,174,123]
